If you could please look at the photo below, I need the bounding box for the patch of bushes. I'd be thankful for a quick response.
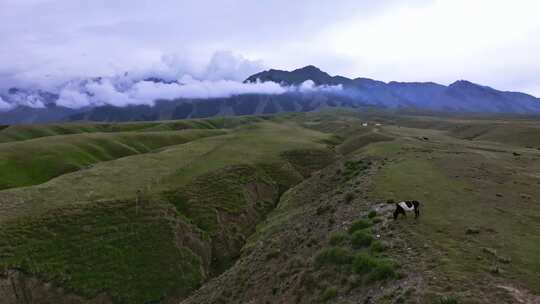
[313,216,398,289]
[365,259,398,282]
[352,253,397,282]
[351,230,373,249]
[329,233,349,246]
[348,219,372,234]
[437,296,459,304]
[343,159,370,180]
[369,240,386,253]
[352,253,379,274]
[367,210,377,219]
[314,247,354,268]
[321,286,338,302]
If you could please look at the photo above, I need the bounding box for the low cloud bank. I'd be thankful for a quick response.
[56,77,342,109]
[0,96,14,111]
[0,51,343,111]
[56,77,289,108]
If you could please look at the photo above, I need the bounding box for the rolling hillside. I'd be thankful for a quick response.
[0,110,539,303]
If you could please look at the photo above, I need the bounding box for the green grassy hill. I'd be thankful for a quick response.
[0,129,224,189]
[1,110,539,304]
[0,117,337,303]
[0,116,263,143]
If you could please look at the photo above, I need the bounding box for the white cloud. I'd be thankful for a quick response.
[5,91,46,108]
[56,87,91,108]
[297,80,343,94]
[131,78,287,101]
[0,96,14,111]
[203,51,265,81]
[4,50,344,109]
[53,52,288,108]
[54,76,343,109]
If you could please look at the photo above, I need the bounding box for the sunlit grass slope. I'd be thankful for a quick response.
[368,125,540,300]
[0,129,224,190]
[0,116,263,143]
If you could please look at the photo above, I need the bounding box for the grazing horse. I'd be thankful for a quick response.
[393,200,420,220]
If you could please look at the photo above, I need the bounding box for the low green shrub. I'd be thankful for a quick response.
[352,253,379,274]
[351,230,373,249]
[365,259,397,282]
[314,247,354,268]
[367,210,377,219]
[329,233,349,246]
[348,219,371,234]
[369,240,386,253]
[353,253,397,282]
[321,286,338,302]
[343,159,370,179]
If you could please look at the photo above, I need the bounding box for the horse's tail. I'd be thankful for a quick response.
[413,200,420,218]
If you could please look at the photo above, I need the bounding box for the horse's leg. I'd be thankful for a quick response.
[394,205,402,220]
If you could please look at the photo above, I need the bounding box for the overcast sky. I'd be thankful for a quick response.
[1,0,539,96]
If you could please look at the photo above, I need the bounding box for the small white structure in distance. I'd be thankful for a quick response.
[361,122,368,127]
[375,123,382,126]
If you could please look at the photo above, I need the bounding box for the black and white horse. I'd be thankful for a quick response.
[393,200,420,220]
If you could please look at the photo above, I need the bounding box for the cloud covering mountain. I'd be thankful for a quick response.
[0,96,12,111]
[1,62,539,125]
[0,52,343,110]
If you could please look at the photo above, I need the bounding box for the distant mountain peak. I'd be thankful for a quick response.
[245,65,359,89]
[449,80,477,87]
[293,65,325,73]
[245,65,335,85]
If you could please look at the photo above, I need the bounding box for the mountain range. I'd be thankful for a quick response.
[1,65,539,124]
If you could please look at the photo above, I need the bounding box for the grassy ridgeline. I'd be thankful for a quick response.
[0,116,268,190]
[0,116,264,143]
[0,129,224,190]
